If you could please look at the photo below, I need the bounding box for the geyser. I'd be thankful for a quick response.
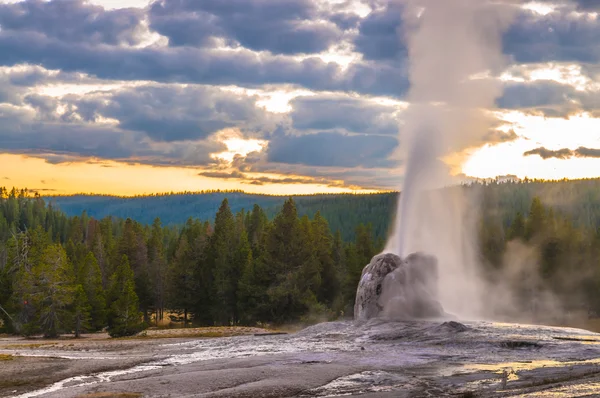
[355,0,517,321]
[354,252,445,323]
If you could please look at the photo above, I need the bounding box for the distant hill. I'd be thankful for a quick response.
[44,178,600,241]
[45,191,398,241]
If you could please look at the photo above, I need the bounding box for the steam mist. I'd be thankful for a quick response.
[385,0,517,318]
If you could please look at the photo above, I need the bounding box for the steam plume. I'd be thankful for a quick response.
[386,0,517,318]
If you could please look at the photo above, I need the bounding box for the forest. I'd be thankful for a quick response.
[2,178,600,337]
[46,177,600,242]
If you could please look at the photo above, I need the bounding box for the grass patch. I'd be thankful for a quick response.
[0,353,13,361]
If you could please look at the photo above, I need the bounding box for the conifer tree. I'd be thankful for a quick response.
[72,284,91,338]
[166,235,195,325]
[313,212,336,305]
[211,199,238,324]
[148,218,166,323]
[107,255,144,337]
[32,244,76,338]
[508,212,526,241]
[80,252,107,331]
[526,197,546,241]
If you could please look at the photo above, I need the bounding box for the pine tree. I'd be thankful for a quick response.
[508,212,526,241]
[166,235,195,325]
[211,199,238,325]
[80,252,107,331]
[72,284,91,338]
[116,219,151,322]
[107,255,144,337]
[313,212,336,305]
[526,197,546,241]
[148,218,166,324]
[31,244,76,338]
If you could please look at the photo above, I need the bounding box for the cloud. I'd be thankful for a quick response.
[290,95,401,135]
[0,0,146,46]
[524,147,574,159]
[0,100,226,166]
[574,147,600,157]
[198,170,246,179]
[524,146,600,159]
[353,1,405,61]
[267,130,398,168]
[0,26,412,98]
[73,84,277,141]
[198,167,354,189]
[504,7,600,64]
[149,0,342,55]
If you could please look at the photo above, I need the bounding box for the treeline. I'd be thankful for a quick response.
[479,195,600,320]
[46,191,393,242]
[0,188,381,337]
[46,178,600,242]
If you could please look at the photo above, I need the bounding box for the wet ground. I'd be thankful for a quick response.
[2,319,600,397]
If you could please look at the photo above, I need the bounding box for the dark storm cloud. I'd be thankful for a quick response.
[73,85,275,142]
[267,131,398,168]
[0,0,145,46]
[524,146,600,159]
[290,95,400,135]
[149,0,341,55]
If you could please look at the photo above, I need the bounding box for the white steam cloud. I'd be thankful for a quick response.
[386,0,518,318]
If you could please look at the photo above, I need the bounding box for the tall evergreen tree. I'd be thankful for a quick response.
[80,252,107,331]
[107,255,144,337]
[72,284,91,338]
[211,199,239,324]
[31,244,76,338]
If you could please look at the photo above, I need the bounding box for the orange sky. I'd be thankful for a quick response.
[0,154,378,196]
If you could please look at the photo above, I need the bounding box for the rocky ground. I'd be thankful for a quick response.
[2,321,600,397]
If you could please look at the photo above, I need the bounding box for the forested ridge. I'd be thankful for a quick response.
[2,178,600,337]
[46,178,600,242]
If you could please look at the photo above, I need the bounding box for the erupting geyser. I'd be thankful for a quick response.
[354,0,517,322]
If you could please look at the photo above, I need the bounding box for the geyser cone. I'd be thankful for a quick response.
[354,252,445,323]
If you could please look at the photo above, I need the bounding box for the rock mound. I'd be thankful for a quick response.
[354,252,445,323]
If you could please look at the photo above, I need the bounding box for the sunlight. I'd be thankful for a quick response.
[522,2,557,16]
[497,111,600,148]
[211,129,268,164]
[500,63,597,91]
[220,86,316,114]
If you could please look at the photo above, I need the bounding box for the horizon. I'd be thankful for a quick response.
[0,0,599,195]
[5,174,600,199]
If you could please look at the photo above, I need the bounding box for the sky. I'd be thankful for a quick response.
[0,0,599,196]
